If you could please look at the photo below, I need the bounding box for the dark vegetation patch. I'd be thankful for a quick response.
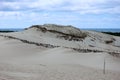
[108,52,120,57]
[0,30,15,33]
[90,39,95,41]
[102,32,120,37]
[73,48,103,53]
[105,38,116,44]
[105,40,113,44]
[0,35,59,48]
[57,35,84,41]
[0,34,120,55]
[89,45,95,47]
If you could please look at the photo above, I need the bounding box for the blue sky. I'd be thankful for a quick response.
[0,0,120,28]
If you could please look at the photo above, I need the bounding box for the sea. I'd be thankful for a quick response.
[0,28,120,32]
[81,28,120,32]
[0,28,24,32]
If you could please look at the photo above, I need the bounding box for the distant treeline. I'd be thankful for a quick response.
[102,32,120,36]
[0,30,15,33]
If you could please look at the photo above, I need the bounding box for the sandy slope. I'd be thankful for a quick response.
[1,25,120,53]
[0,24,120,80]
[0,36,120,80]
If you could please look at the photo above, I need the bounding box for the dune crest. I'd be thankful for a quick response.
[0,24,120,54]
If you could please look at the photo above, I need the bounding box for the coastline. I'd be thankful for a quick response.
[1,28,120,36]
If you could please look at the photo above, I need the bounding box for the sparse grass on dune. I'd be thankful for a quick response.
[29,24,88,39]
[0,24,120,57]
[0,34,120,56]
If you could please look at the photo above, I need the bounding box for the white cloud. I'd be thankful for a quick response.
[0,11,22,18]
[0,0,120,28]
[0,0,120,14]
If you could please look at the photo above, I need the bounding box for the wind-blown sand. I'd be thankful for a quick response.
[0,24,120,80]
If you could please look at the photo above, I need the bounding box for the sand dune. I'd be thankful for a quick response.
[0,24,120,80]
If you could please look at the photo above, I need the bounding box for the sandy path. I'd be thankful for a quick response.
[0,63,120,80]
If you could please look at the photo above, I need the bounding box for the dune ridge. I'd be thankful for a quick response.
[0,24,120,54]
[0,24,120,80]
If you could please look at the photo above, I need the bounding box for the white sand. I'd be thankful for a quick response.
[0,25,120,80]
[0,36,120,80]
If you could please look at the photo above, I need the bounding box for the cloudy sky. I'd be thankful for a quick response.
[0,0,120,28]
